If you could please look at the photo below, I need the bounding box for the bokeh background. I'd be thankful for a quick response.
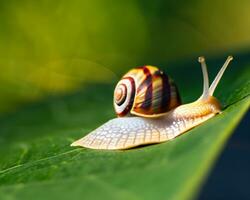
[0,0,249,199]
[1,0,250,114]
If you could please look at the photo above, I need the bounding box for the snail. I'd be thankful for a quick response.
[71,56,233,150]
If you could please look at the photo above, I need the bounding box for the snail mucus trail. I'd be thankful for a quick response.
[71,56,233,150]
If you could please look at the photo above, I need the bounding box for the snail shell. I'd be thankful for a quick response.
[114,66,181,117]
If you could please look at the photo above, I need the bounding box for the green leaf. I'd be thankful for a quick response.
[0,57,249,200]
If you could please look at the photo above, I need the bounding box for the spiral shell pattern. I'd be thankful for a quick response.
[113,65,181,117]
[114,77,136,116]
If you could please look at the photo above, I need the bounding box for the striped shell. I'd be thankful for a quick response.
[114,65,181,117]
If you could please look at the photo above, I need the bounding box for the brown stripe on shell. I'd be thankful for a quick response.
[136,66,153,110]
[168,79,182,109]
[153,69,171,112]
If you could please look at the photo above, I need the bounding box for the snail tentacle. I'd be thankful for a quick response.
[198,56,210,100]
[208,56,233,96]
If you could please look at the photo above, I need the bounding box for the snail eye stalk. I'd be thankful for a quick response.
[198,56,210,100]
[198,56,233,100]
[209,56,233,96]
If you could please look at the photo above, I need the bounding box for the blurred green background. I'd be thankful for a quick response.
[1,0,250,114]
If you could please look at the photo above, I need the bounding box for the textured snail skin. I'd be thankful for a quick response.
[71,97,221,150]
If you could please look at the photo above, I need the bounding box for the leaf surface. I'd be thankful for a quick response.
[0,57,249,200]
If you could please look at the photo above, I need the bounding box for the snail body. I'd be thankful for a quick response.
[71,56,233,150]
